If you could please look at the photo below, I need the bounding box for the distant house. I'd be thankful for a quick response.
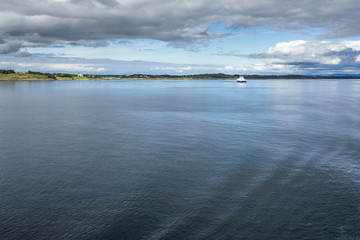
[78,73,83,77]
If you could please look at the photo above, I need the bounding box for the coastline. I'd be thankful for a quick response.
[2,78,360,81]
[2,70,360,81]
[1,73,360,81]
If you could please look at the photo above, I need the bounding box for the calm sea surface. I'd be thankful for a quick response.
[1,79,360,239]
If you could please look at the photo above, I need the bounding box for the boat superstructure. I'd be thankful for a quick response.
[237,76,246,83]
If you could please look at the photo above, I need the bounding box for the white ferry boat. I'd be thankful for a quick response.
[237,76,246,83]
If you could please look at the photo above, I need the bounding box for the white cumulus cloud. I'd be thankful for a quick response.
[250,40,360,74]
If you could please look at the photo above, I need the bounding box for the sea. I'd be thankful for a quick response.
[0,79,360,239]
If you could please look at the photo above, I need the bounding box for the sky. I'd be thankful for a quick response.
[1,0,360,75]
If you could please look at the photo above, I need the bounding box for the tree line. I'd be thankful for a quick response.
[0,69,15,74]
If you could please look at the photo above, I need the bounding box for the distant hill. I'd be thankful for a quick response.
[0,70,56,80]
[115,73,360,79]
[1,69,360,80]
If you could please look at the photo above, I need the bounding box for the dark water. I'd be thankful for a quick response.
[0,79,360,239]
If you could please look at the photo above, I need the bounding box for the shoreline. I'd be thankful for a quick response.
[2,78,360,81]
[2,71,360,81]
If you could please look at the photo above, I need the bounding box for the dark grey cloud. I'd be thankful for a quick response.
[1,0,360,53]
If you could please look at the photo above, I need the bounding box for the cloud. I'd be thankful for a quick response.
[3,41,360,75]
[249,40,360,74]
[152,65,219,73]
[216,63,297,74]
[0,53,309,75]
[0,55,225,74]
[2,42,360,75]
[15,48,31,57]
[1,0,360,53]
